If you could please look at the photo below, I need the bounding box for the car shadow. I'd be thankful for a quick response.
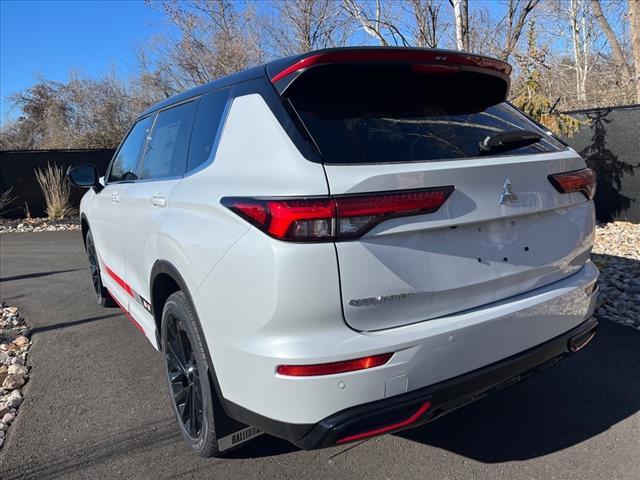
[29,313,121,335]
[396,319,640,462]
[0,268,84,283]
[225,434,299,458]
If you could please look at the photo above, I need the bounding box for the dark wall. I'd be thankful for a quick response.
[561,105,640,223]
[0,149,114,219]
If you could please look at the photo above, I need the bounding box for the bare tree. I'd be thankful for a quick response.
[512,20,583,136]
[401,0,448,48]
[591,0,632,86]
[400,0,449,48]
[1,72,145,150]
[450,0,469,51]
[568,0,598,104]
[342,0,409,46]
[499,0,540,61]
[263,0,350,55]
[630,0,640,102]
[138,0,262,93]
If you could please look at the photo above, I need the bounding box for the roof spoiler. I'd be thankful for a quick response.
[267,47,512,95]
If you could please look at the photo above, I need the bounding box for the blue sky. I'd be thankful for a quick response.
[1,0,620,123]
[0,0,167,120]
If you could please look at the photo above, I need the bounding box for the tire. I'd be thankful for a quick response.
[161,291,221,457]
[85,230,115,307]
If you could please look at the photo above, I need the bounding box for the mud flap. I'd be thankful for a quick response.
[209,372,264,452]
[217,425,264,452]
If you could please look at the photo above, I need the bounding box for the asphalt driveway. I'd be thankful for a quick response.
[0,231,639,480]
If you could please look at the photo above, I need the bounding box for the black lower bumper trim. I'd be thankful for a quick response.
[224,317,598,449]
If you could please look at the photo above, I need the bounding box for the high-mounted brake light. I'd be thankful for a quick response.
[222,187,454,242]
[270,50,511,83]
[548,168,596,200]
[276,353,393,377]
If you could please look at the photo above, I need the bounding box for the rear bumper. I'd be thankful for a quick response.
[211,260,598,426]
[227,317,598,449]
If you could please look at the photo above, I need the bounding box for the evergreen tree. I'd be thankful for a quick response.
[512,20,583,137]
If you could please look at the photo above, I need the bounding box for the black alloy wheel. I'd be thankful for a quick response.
[161,290,221,457]
[165,313,204,438]
[85,230,115,307]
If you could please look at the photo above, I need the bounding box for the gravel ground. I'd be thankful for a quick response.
[0,217,80,233]
[591,221,640,330]
[0,304,32,450]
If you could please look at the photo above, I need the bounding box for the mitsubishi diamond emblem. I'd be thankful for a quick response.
[499,178,518,204]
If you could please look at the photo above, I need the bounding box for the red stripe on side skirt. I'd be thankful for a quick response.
[107,288,145,334]
[104,265,134,297]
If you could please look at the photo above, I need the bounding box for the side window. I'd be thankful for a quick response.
[187,89,229,173]
[140,100,198,180]
[108,116,153,183]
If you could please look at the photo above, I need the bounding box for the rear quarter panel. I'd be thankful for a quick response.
[154,91,333,350]
[155,92,329,294]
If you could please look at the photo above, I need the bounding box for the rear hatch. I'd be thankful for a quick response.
[274,49,595,332]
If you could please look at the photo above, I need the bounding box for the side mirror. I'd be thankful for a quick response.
[67,164,101,190]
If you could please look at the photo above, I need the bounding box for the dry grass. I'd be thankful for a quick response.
[34,163,76,219]
[0,187,17,217]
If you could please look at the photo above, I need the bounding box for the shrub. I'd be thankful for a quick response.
[34,163,76,219]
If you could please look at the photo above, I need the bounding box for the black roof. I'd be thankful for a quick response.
[138,64,267,118]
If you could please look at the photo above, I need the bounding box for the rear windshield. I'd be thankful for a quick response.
[286,64,564,164]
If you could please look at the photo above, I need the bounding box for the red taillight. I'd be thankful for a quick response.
[222,197,336,241]
[270,50,511,83]
[336,401,432,444]
[222,187,453,242]
[276,353,393,377]
[548,168,596,200]
[268,199,336,239]
[335,188,453,239]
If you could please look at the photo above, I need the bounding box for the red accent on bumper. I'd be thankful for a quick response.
[336,401,432,444]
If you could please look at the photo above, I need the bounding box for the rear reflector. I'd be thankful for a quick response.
[548,168,596,200]
[270,49,511,83]
[584,280,598,296]
[276,353,393,377]
[222,187,454,242]
[336,401,432,444]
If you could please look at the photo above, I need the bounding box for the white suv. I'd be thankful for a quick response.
[68,47,599,457]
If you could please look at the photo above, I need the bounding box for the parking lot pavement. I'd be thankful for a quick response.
[0,230,639,480]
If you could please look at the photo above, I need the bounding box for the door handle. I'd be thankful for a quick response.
[149,195,167,208]
[111,193,120,203]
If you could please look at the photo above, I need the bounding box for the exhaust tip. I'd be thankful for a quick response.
[568,319,598,353]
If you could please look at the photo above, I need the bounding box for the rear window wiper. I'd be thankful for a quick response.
[478,130,542,155]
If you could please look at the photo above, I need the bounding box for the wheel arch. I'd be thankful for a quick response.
[80,213,90,247]
[150,260,193,342]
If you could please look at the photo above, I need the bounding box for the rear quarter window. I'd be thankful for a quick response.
[186,89,229,173]
[140,100,198,180]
